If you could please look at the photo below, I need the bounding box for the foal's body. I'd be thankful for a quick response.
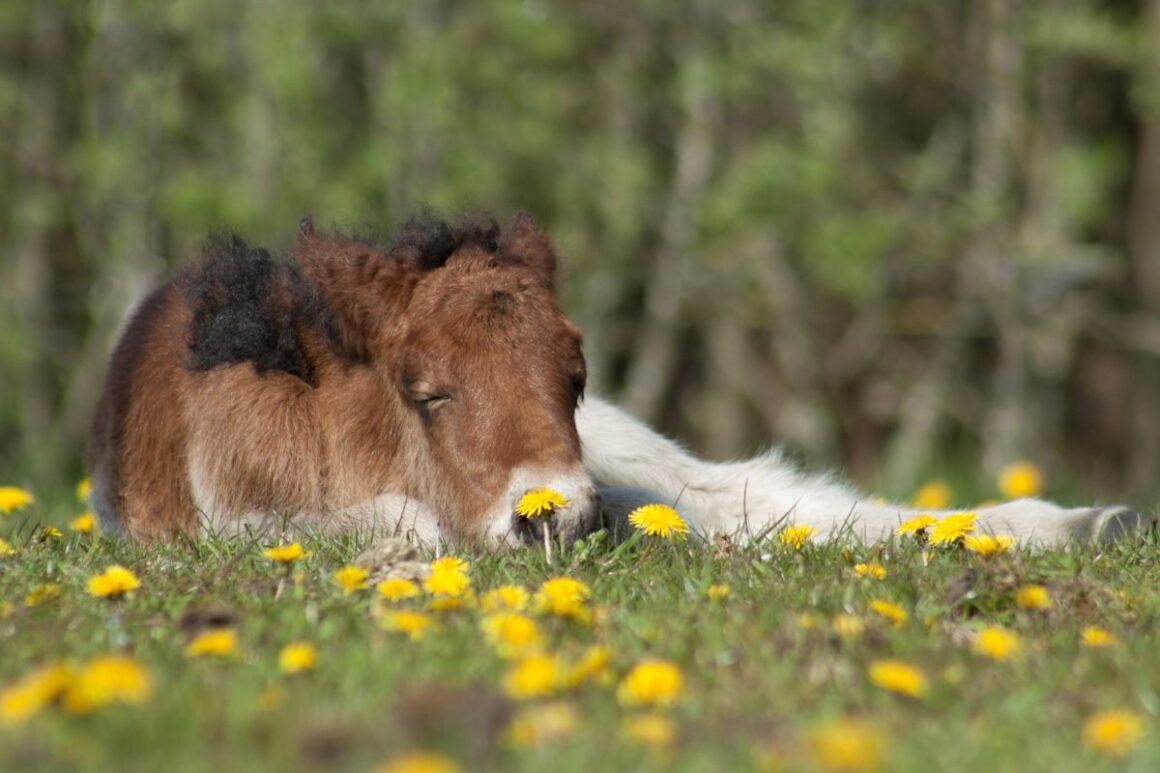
[88,215,1147,547]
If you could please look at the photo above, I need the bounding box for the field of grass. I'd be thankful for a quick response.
[1,492,1159,772]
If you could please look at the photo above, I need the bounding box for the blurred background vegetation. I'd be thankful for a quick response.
[2,0,1159,508]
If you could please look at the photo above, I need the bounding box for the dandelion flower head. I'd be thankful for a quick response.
[515,488,569,518]
[973,626,1021,661]
[779,524,816,550]
[617,659,684,708]
[928,512,976,545]
[868,659,927,698]
[87,565,140,599]
[481,612,543,659]
[62,656,152,714]
[1081,626,1117,648]
[69,513,97,534]
[964,534,1014,557]
[263,543,308,563]
[1083,709,1144,757]
[503,653,561,700]
[0,487,34,515]
[998,461,1044,499]
[279,642,317,674]
[184,628,238,658]
[896,514,937,537]
[869,599,908,627]
[628,504,689,539]
[534,577,592,622]
[854,563,886,580]
[425,557,471,597]
[911,481,951,509]
[481,585,530,612]
[377,578,421,602]
[333,565,369,594]
[1015,584,1053,610]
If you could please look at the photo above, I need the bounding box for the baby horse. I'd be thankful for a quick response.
[88,215,1152,548]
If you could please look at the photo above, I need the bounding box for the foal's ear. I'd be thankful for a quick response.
[501,212,557,286]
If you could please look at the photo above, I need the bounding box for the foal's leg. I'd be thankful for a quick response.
[578,396,1153,546]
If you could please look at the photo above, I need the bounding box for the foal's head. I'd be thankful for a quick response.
[304,214,598,546]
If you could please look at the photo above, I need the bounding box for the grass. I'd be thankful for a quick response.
[1,504,1159,772]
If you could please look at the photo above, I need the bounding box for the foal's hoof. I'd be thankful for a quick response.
[1092,507,1158,544]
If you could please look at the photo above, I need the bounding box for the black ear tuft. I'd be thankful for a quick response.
[299,217,315,239]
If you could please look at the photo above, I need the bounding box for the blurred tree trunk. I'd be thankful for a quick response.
[622,39,718,422]
[1127,0,1160,496]
[12,9,67,480]
[973,0,1027,477]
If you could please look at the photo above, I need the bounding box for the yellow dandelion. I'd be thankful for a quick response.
[706,583,730,600]
[425,557,471,597]
[928,512,976,546]
[533,577,592,623]
[779,524,816,550]
[184,628,238,658]
[481,584,530,612]
[963,534,1014,557]
[869,659,927,698]
[854,563,886,580]
[617,660,684,708]
[627,504,689,540]
[76,477,91,503]
[809,717,886,773]
[381,610,434,641]
[481,612,543,659]
[621,713,676,748]
[515,488,569,518]
[68,512,97,534]
[973,626,1021,661]
[0,486,34,515]
[0,663,73,725]
[87,565,140,599]
[998,461,1044,500]
[911,481,952,509]
[896,514,937,538]
[1083,709,1144,757]
[503,653,562,700]
[377,577,421,602]
[564,644,613,688]
[506,701,579,747]
[1080,626,1117,648]
[278,642,317,674]
[832,614,865,641]
[376,751,462,773]
[61,656,152,714]
[262,542,308,563]
[427,595,473,613]
[24,583,61,607]
[0,537,15,557]
[869,599,908,627]
[1015,584,1053,610]
[40,527,62,540]
[332,565,369,594]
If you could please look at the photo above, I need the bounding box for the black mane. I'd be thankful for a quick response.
[183,215,505,383]
[185,235,335,383]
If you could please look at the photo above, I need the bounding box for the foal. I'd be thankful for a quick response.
[88,215,596,545]
[88,214,1151,548]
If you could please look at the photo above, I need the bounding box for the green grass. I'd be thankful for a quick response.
[1,510,1159,772]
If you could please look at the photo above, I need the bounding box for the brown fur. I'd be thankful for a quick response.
[88,214,589,543]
